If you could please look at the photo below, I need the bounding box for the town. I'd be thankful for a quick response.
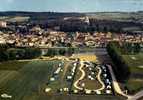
[0,21,142,48]
[0,11,143,100]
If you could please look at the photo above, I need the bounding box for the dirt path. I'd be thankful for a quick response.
[61,62,71,80]
[106,65,131,98]
[73,61,85,90]
[74,61,105,91]
[96,66,105,91]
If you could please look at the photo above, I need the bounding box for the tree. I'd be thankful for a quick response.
[133,43,141,53]
[67,47,75,56]
[24,48,41,59]
[0,44,9,61]
[107,42,130,82]
[59,48,66,55]
[46,48,57,57]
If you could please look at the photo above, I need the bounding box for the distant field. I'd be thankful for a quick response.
[0,16,30,22]
[86,12,143,21]
[72,54,97,62]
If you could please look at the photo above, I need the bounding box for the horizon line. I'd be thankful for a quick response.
[0,10,143,13]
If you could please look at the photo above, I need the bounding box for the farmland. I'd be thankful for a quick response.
[0,16,30,22]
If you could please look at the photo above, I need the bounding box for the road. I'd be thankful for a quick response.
[106,65,131,98]
[96,66,105,91]
[107,64,143,100]
[73,61,105,91]
[73,61,86,90]
[128,90,143,100]
[62,62,71,80]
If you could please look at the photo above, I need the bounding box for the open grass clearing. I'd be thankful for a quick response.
[122,53,143,94]
[122,53,143,73]
[0,60,61,100]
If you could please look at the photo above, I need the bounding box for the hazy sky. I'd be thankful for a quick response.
[0,0,143,12]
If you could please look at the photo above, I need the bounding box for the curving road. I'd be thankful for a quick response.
[106,64,143,100]
[74,61,105,91]
[73,61,86,90]
[96,66,105,91]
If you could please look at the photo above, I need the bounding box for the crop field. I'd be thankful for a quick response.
[71,54,97,62]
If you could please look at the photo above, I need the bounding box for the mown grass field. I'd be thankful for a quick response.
[0,60,60,100]
[0,60,125,100]
[72,65,102,91]
[82,67,102,90]
[122,53,143,94]
[45,61,74,94]
[122,53,143,73]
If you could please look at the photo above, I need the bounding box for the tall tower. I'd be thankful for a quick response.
[84,16,90,25]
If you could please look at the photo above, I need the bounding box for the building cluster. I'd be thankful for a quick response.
[0,25,143,48]
[117,34,143,43]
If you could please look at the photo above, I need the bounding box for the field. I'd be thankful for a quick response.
[71,54,97,62]
[122,53,143,73]
[122,53,143,94]
[0,59,125,100]
[45,61,75,94]
[72,63,102,89]
[0,16,30,22]
[82,66,102,90]
[0,60,61,100]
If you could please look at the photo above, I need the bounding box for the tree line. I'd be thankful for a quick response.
[120,42,141,54]
[44,47,76,57]
[0,44,41,61]
[0,44,77,62]
[107,42,131,82]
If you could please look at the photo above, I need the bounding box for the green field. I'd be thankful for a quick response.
[0,60,125,100]
[72,65,102,91]
[45,61,74,94]
[0,60,61,100]
[122,53,143,73]
[0,61,30,70]
[122,53,143,94]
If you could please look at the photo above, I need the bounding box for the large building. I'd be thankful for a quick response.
[0,21,7,28]
[84,16,90,25]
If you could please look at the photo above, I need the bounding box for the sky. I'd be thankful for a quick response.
[0,0,143,12]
